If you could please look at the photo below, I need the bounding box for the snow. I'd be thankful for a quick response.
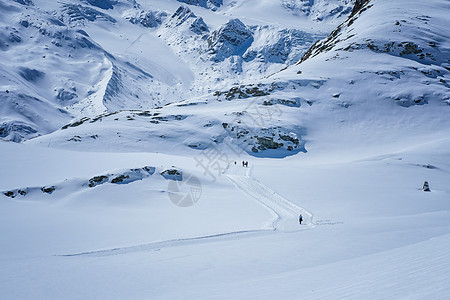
[1,0,450,298]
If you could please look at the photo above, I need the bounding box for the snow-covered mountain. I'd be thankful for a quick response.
[1,0,343,141]
[5,0,445,159]
[1,0,450,299]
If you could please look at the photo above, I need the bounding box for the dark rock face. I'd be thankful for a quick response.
[207,19,253,62]
[350,0,371,17]
[168,6,209,34]
[298,0,372,63]
[190,17,209,34]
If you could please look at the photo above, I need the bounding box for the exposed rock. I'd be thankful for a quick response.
[298,0,372,63]
[161,169,183,181]
[111,174,129,184]
[62,117,91,130]
[350,0,370,17]
[282,0,354,22]
[60,4,116,25]
[88,175,109,187]
[207,19,253,62]
[263,98,301,107]
[41,186,56,194]
[423,181,430,192]
[177,0,223,11]
[256,137,284,150]
[244,28,316,65]
[214,84,269,100]
[165,6,209,35]
[124,10,167,28]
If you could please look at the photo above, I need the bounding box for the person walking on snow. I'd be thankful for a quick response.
[299,214,303,225]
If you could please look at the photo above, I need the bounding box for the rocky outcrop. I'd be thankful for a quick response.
[124,10,167,28]
[298,0,371,63]
[165,6,209,35]
[350,0,370,17]
[244,28,317,65]
[206,19,253,62]
[161,169,183,181]
[60,4,117,25]
[177,0,223,11]
[2,166,158,199]
[282,0,354,22]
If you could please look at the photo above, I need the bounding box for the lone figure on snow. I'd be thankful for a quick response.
[299,214,303,225]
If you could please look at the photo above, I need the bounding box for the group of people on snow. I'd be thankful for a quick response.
[234,160,249,167]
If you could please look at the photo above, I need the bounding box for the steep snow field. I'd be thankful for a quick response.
[1,0,450,299]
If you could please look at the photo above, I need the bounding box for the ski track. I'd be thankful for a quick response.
[226,167,314,232]
[59,166,314,257]
[59,229,274,257]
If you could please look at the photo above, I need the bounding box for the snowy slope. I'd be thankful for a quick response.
[1,0,342,141]
[22,0,450,159]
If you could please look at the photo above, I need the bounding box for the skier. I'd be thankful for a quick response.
[299,214,303,225]
[242,161,245,167]
[245,161,248,167]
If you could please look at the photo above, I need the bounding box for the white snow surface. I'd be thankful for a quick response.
[1,0,450,299]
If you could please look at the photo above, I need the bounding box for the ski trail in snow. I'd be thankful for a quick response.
[58,166,314,257]
[58,229,273,257]
[226,166,314,232]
